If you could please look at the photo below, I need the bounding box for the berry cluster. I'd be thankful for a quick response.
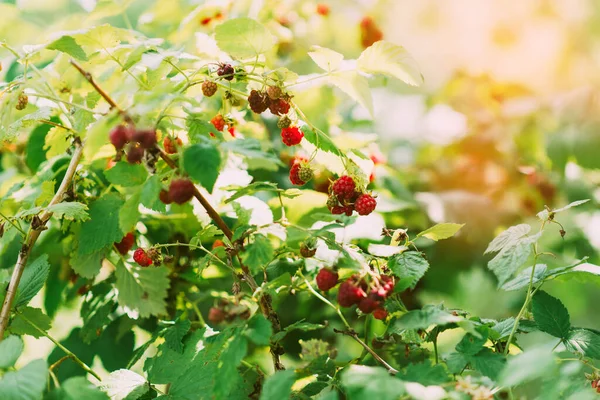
[15,92,28,110]
[159,178,196,205]
[247,87,291,117]
[109,125,157,164]
[289,158,313,186]
[327,175,377,216]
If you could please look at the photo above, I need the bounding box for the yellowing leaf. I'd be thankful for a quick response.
[416,223,464,241]
[307,46,344,71]
[329,71,373,116]
[214,18,274,59]
[357,40,423,86]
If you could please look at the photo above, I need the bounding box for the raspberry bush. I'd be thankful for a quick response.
[0,2,599,400]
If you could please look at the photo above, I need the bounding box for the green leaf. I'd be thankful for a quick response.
[357,40,423,86]
[488,238,533,287]
[119,190,141,234]
[47,202,90,221]
[244,314,272,346]
[272,320,326,342]
[456,326,489,356]
[532,291,571,339]
[485,224,531,254]
[329,71,373,116]
[537,199,590,220]
[115,262,170,318]
[186,118,222,142]
[47,36,88,61]
[341,365,405,400]
[80,284,117,343]
[388,251,429,291]
[241,234,274,275]
[15,255,50,308]
[501,264,547,291]
[101,369,149,400]
[499,345,556,387]
[259,370,296,400]
[215,18,275,59]
[105,162,148,187]
[222,182,281,204]
[0,359,47,400]
[301,126,340,155]
[308,46,344,71]
[398,360,450,386]
[78,194,124,256]
[416,223,464,241]
[163,319,191,353]
[70,247,107,279]
[3,108,53,142]
[221,139,283,171]
[393,305,462,331]
[62,377,109,400]
[183,142,221,192]
[139,175,166,212]
[0,335,23,369]
[564,329,600,359]
[8,307,52,338]
[469,348,506,380]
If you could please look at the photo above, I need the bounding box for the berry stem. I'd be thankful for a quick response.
[300,274,351,329]
[333,328,399,375]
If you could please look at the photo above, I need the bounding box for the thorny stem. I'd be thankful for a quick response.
[0,140,83,341]
[333,328,399,375]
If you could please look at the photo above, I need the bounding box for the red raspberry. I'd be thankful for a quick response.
[211,114,226,131]
[212,239,225,249]
[300,243,316,258]
[316,4,330,16]
[248,90,269,114]
[159,189,172,204]
[217,63,235,81]
[373,308,388,320]
[133,248,152,267]
[114,232,135,255]
[337,278,366,307]
[126,144,144,164]
[289,163,305,186]
[163,136,182,154]
[268,98,290,116]
[169,178,195,204]
[208,307,225,324]
[316,268,338,291]
[330,205,347,215]
[355,193,377,215]
[281,126,303,146]
[109,125,132,150]
[360,16,383,49]
[344,206,354,216]
[358,297,380,314]
[228,126,235,137]
[332,176,356,200]
[132,129,157,149]
[202,81,218,97]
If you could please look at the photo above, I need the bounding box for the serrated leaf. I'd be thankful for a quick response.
[223,181,281,204]
[485,224,531,254]
[301,126,340,155]
[101,369,149,400]
[564,329,600,359]
[488,238,533,287]
[78,194,124,256]
[105,162,148,187]
[183,142,220,192]
[119,190,141,234]
[35,180,55,206]
[82,117,114,161]
[357,40,423,86]
[389,251,429,291]
[341,365,405,399]
[139,175,166,212]
[244,314,272,346]
[499,345,556,387]
[186,117,222,142]
[115,262,170,318]
[75,24,131,49]
[47,202,90,221]
[501,264,547,291]
[416,223,464,241]
[15,255,49,308]
[163,319,191,353]
[0,359,47,400]
[80,284,117,343]
[532,291,571,339]
[44,126,71,158]
[329,71,373,116]
[469,348,506,380]
[308,46,344,71]
[9,307,52,338]
[2,108,53,142]
[47,35,88,61]
[215,18,275,59]
[221,139,282,171]
[0,336,23,369]
[70,247,107,279]
[260,370,296,400]
[456,326,488,356]
[241,234,274,275]
[62,377,109,400]
[393,305,462,331]
[398,360,450,386]
[272,320,326,342]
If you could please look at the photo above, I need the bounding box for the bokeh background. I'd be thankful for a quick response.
[1,0,599,379]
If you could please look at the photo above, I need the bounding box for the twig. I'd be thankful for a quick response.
[0,140,83,341]
[334,328,399,375]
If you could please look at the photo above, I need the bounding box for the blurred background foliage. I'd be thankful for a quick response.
[1,0,599,380]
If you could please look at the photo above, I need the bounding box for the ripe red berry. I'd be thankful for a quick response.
[281,126,303,146]
[248,90,269,114]
[330,205,347,215]
[289,163,306,186]
[126,144,144,164]
[332,176,356,200]
[316,4,330,16]
[132,129,157,149]
[114,232,135,255]
[373,308,388,320]
[337,278,366,307]
[109,125,132,150]
[355,193,377,215]
[316,268,338,291]
[360,16,384,49]
[358,297,380,314]
[208,307,226,324]
[217,63,235,81]
[211,114,226,131]
[163,136,182,154]
[268,98,290,116]
[169,178,195,204]
[133,248,152,267]
[212,239,225,249]
[159,189,172,204]
[202,80,218,97]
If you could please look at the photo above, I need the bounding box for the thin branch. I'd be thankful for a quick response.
[0,140,83,341]
[334,328,399,375]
